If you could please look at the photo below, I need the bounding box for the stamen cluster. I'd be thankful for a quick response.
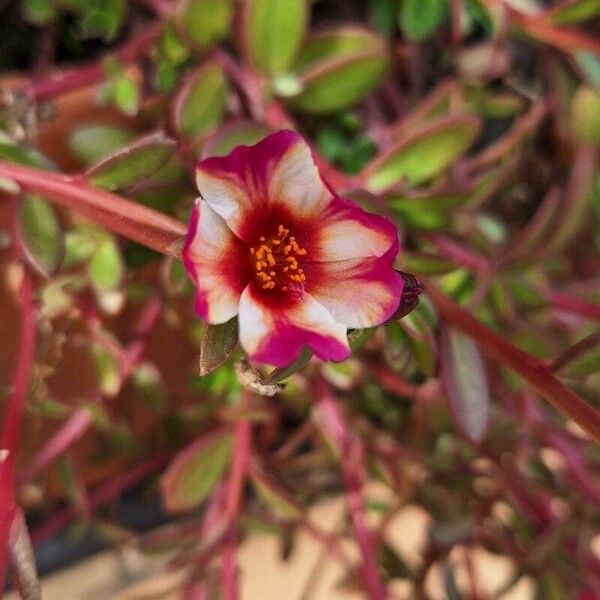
[250,224,307,292]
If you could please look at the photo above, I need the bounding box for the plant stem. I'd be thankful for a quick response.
[9,510,41,600]
[425,282,600,441]
[315,380,387,600]
[0,223,37,593]
[0,161,186,257]
[31,454,169,544]
[22,23,163,102]
[222,418,251,600]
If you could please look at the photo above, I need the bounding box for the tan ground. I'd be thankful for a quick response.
[7,491,535,600]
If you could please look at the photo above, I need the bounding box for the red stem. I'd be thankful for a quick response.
[31,454,169,544]
[18,408,92,484]
[22,23,163,102]
[0,161,186,257]
[315,381,387,600]
[549,292,600,322]
[0,215,37,592]
[425,282,600,441]
[222,419,251,600]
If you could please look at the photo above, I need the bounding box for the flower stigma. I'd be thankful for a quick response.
[250,224,307,295]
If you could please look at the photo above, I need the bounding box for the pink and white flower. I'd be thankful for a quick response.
[183,130,402,367]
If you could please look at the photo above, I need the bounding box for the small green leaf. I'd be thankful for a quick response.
[17,196,65,277]
[79,0,126,42]
[545,147,596,252]
[199,318,239,376]
[23,0,56,25]
[161,430,233,513]
[558,336,600,379]
[88,236,124,291]
[0,131,54,169]
[251,470,304,520]
[389,195,466,230]
[545,0,600,25]
[286,28,390,114]
[241,0,307,75]
[570,85,600,145]
[397,251,457,275]
[440,326,490,444]
[114,74,140,116]
[202,121,271,157]
[91,341,122,397]
[365,115,480,192]
[176,0,234,51]
[263,347,312,384]
[172,61,227,138]
[399,0,448,41]
[86,132,177,191]
[69,124,136,165]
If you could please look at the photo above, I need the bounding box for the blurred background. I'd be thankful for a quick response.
[1,0,599,598]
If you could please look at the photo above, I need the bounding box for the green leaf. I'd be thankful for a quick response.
[241,0,307,75]
[389,195,466,230]
[23,0,56,25]
[79,0,126,42]
[199,318,239,376]
[202,121,271,157]
[570,85,600,145]
[545,147,596,252]
[251,470,304,520]
[17,196,65,278]
[88,236,124,291]
[172,61,227,138]
[440,327,490,444]
[160,430,233,512]
[397,251,457,275]
[69,124,136,165]
[263,347,312,384]
[86,132,177,191]
[558,337,600,379]
[399,0,448,41]
[91,341,122,397]
[113,74,139,116]
[0,131,54,169]
[286,28,390,114]
[545,0,600,25]
[176,0,234,51]
[364,115,480,192]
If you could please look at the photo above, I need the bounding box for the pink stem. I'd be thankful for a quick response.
[31,454,169,544]
[426,282,600,441]
[549,292,600,322]
[0,161,186,257]
[18,408,92,484]
[315,381,387,600]
[0,217,37,592]
[22,24,163,102]
[222,419,251,600]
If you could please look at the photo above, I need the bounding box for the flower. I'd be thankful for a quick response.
[183,130,402,367]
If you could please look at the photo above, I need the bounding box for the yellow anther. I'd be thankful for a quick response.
[256,261,263,270]
[272,239,281,245]
[267,253,276,266]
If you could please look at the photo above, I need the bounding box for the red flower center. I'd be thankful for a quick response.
[250,224,307,294]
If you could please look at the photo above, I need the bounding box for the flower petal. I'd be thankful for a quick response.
[238,284,350,367]
[196,130,333,240]
[183,201,251,323]
[311,195,399,261]
[268,134,331,218]
[306,243,403,329]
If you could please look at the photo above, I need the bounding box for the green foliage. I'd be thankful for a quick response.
[399,0,448,41]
